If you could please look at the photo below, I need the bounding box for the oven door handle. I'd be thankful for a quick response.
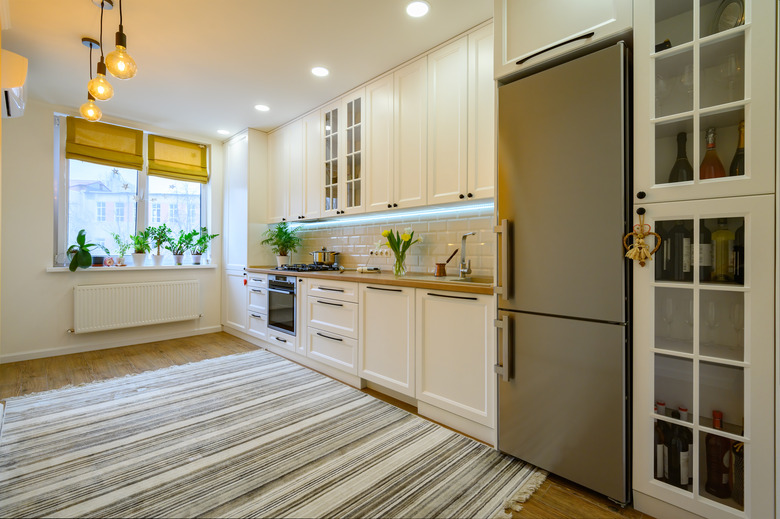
[268,287,294,295]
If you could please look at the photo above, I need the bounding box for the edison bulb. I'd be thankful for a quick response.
[80,96,102,122]
[106,45,137,79]
[88,61,114,101]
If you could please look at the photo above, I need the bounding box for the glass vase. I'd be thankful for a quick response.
[393,253,407,277]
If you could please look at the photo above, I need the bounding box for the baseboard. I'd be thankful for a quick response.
[418,401,496,446]
[0,326,223,364]
[632,490,708,519]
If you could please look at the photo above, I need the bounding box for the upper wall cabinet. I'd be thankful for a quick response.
[321,87,366,217]
[494,0,632,79]
[289,111,321,221]
[267,126,289,223]
[428,24,495,205]
[633,0,776,204]
[365,56,428,212]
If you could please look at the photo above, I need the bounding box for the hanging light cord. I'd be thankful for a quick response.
[119,0,123,26]
[99,1,105,59]
[89,45,94,79]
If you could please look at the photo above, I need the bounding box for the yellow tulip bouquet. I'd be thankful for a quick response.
[381,228,420,276]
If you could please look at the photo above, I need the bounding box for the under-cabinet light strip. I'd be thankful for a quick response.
[295,202,494,229]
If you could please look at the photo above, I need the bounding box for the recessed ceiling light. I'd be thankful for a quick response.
[406,1,430,17]
[311,66,329,77]
[217,130,230,135]
[254,104,270,112]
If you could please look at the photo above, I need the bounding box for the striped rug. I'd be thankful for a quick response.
[0,349,545,518]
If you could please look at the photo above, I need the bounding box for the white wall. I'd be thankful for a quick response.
[0,99,225,363]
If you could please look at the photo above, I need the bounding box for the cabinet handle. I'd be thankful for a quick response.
[274,337,287,343]
[467,193,473,198]
[250,313,265,319]
[637,207,646,215]
[459,194,465,199]
[251,289,265,293]
[318,287,345,293]
[494,219,509,296]
[637,191,647,199]
[393,203,398,207]
[388,204,392,208]
[317,299,344,307]
[493,316,511,382]
[316,332,343,342]
[282,218,286,221]
[367,286,402,292]
[426,292,478,301]
[251,278,265,283]
[516,31,595,65]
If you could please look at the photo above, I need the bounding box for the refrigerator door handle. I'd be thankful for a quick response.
[494,219,509,296]
[493,315,511,381]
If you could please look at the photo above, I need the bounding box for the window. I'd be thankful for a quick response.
[115,201,126,222]
[55,116,209,264]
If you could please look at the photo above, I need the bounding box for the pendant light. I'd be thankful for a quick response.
[87,1,114,101]
[105,0,137,79]
[80,38,102,121]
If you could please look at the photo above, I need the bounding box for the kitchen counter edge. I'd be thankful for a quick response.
[245,267,494,295]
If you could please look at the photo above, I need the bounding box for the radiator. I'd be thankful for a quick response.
[73,280,200,333]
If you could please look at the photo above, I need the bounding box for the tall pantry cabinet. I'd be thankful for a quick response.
[631,2,776,519]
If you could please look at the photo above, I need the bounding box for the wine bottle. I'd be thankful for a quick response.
[678,406,694,484]
[655,221,669,281]
[701,127,727,179]
[666,410,689,489]
[668,221,693,282]
[654,406,666,480]
[700,221,713,282]
[733,223,745,284]
[705,410,733,498]
[668,132,694,183]
[712,218,735,282]
[729,121,745,176]
[731,442,745,505]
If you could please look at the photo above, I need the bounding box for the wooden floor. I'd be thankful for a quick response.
[0,332,654,519]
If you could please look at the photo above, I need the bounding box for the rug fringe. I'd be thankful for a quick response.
[501,469,549,513]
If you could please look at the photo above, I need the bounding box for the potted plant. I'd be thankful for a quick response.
[148,224,172,266]
[190,227,219,265]
[165,229,197,265]
[111,233,132,266]
[261,221,302,267]
[129,229,151,266]
[67,229,110,272]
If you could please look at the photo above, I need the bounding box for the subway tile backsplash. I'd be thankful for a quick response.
[291,204,496,278]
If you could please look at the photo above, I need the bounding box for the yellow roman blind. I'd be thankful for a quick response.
[147,135,209,184]
[65,116,144,170]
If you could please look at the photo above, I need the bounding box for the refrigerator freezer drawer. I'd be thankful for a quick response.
[497,310,628,503]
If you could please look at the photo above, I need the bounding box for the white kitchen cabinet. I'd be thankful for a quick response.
[321,88,366,217]
[493,0,632,79]
[633,0,775,204]
[301,110,321,220]
[359,284,416,397]
[428,26,495,205]
[632,196,774,519]
[307,297,358,340]
[285,119,304,222]
[224,269,247,332]
[415,290,495,428]
[365,57,429,212]
[266,128,288,223]
[306,279,359,374]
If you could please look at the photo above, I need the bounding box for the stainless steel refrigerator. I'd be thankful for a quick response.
[495,42,631,504]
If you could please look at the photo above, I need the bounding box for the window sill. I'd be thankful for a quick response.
[47,264,219,273]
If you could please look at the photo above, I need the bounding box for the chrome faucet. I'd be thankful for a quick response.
[459,232,476,279]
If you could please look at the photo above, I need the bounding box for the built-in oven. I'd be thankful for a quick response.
[267,274,296,336]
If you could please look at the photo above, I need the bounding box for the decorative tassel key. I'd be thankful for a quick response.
[623,213,661,267]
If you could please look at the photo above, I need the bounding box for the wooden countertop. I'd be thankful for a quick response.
[246,267,494,295]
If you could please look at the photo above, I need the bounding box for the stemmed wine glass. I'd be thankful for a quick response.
[661,297,674,338]
[730,302,745,349]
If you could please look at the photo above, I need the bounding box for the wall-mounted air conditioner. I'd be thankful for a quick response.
[1,48,28,118]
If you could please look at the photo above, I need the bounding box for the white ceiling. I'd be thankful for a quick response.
[2,0,493,141]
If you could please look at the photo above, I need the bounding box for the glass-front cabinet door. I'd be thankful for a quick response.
[321,88,366,217]
[633,195,774,519]
[634,0,775,203]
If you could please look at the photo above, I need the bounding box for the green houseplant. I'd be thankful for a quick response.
[129,228,151,266]
[261,221,302,267]
[148,224,172,266]
[165,229,198,265]
[190,227,219,265]
[111,232,132,266]
[67,229,110,272]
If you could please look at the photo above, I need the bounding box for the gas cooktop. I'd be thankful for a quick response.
[275,263,342,272]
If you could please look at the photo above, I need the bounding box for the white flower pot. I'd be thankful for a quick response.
[276,255,290,267]
[191,254,202,265]
[131,253,148,267]
[152,254,164,266]
[173,254,185,265]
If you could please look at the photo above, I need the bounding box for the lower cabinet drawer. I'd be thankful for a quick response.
[307,298,358,339]
[247,312,268,341]
[306,327,358,375]
[267,329,295,352]
[248,287,267,314]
